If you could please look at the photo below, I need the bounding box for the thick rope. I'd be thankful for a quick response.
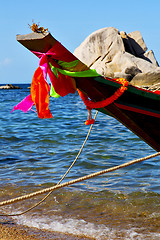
[0,111,98,216]
[0,151,159,208]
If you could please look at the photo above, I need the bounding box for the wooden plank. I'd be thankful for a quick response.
[16,32,88,72]
[16,32,57,53]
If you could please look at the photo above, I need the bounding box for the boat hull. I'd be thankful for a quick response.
[16,32,160,151]
[76,76,160,151]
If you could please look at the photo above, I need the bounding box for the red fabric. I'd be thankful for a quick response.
[31,67,53,119]
[48,61,76,97]
[29,41,77,118]
[36,42,76,97]
[31,41,76,107]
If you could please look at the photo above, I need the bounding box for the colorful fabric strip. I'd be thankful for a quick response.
[11,40,100,119]
[11,94,34,113]
[49,63,100,78]
[12,41,77,118]
[49,62,100,98]
[50,85,60,98]
[31,66,53,118]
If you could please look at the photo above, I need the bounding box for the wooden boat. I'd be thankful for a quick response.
[16,32,160,152]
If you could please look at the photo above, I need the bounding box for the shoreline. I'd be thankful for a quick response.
[0,217,93,240]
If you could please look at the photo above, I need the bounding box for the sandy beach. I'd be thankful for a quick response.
[0,217,93,240]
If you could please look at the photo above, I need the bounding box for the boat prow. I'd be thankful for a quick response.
[16,32,160,151]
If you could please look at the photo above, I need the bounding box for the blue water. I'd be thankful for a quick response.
[0,84,160,239]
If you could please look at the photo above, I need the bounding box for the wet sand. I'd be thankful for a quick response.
[0,217,93,240]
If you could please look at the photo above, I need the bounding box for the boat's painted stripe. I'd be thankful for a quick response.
[115,103,160,118]
[94,76,160,101]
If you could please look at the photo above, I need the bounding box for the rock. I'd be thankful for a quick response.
[127,31,147,55]
[144,50,159,67]
[130,71,160,87]
[120,31,136,56]
[125,66,142,76]
[0,84,21,89]
[74,27,125,69]
[74,27,160,87]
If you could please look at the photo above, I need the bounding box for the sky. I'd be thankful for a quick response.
[0,0,160,84]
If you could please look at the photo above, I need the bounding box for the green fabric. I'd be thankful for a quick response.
[51,66,58,78]
[50,84,60,98]
[49,62,100,78]
[56,67,100,77]
[58,60,79,69]
[49,60,100,98]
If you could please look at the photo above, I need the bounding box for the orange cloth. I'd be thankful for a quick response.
[31,67,53,118]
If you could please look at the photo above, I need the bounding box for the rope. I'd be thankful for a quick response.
[0,151,159,209]
[0,111,98,216]
[148,83,160,91]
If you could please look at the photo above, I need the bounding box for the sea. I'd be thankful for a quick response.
[0,84,160,239]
